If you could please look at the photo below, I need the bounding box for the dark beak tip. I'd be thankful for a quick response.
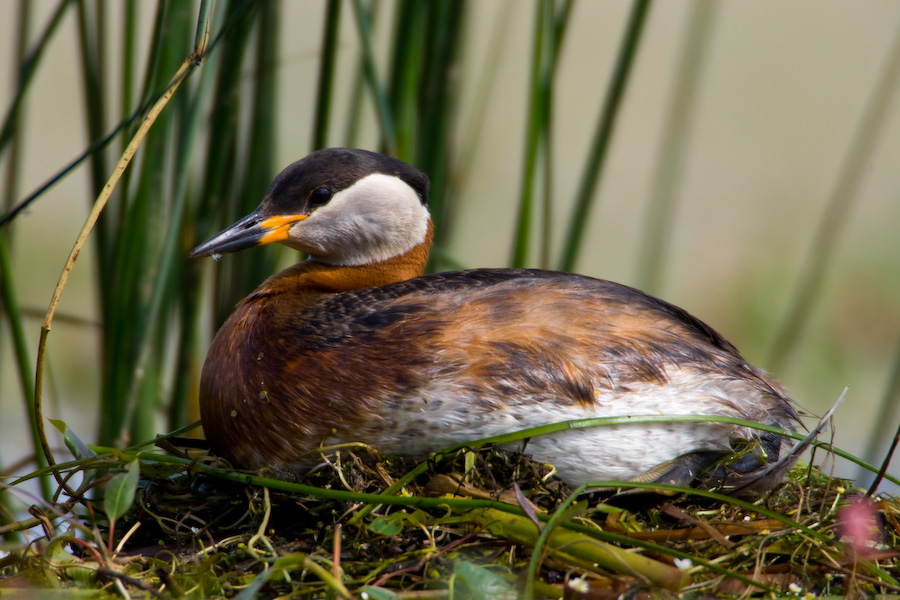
[188,242,213,259]
[187,207,274,259]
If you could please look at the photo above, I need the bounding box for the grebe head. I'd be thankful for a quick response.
[190,148,431,265]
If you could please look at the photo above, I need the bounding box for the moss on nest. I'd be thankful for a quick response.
[1,441,899,599]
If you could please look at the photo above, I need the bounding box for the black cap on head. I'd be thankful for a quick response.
[263,148,430,217]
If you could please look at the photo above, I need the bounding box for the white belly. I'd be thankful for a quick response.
[356,372,774,486]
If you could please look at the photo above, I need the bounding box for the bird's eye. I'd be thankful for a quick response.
[309,187,333,206]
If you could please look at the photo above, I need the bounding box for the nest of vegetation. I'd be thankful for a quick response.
[1,438,899,599]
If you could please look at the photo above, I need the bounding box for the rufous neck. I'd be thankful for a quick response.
[274,219,433,294]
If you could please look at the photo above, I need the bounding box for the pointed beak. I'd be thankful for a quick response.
[189,208,307,258]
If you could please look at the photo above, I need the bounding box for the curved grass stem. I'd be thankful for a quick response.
[33,52,202,486]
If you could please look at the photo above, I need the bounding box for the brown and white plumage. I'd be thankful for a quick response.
[191,148,799,490]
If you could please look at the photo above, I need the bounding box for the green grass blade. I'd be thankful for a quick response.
[350,0,397,154]
[76,0,115,334]
[2,0,31,216]
[120,0,136,140]
[861,333,900,490]
[451,0,514,266]
[768,21,900,372]
[233,0,280,293]
[93,1,169,376]
[312,0,342,150]
[342,0,380,149]
[414,0,465,253]
[149,2,231,436]
[558,0,652,272]
[551,0,573,60]
[537,0,574,270]
[0,235,52,501]
[0,0,73,163]
[512,0,553,268]
[98,0,197,446]
[524,484,589,598]
[167,33,220,430]
[135,1,170,114]
[205,0,282,372]
[387,0,424,162]
[193,0,266,326]
[0,0,53,505]
[636,0,717,294]
[193,0,214,53]
[75,0,108,200]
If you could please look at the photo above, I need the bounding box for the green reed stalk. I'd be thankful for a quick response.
[351,0,397,155]
[863,333,900,493]
[558,0,652,272]
[386,0,424,162]
[767,21,900,373]
[511,0,552,269]
[312,0,342,150]
[413,0,465,252]
[167,25,220,430]
[216,0,281,324]
[76,0,108,200]
[636,0,717,295]
[1,0,52,505]
[0,236,50,503]
[0,0,73,163]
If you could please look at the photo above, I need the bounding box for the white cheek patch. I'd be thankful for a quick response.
[289,173,430,265]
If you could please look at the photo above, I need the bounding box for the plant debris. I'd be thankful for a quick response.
[1,441,899,599]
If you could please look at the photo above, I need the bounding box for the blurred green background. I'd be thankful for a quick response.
[1,0,899,498]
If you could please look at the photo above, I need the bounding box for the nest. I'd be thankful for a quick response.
[2,442,899,599]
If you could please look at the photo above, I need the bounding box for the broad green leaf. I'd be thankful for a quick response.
[367,512,405,537]
[451,560,517,600]
[104,459,140,523]
[359,586,403,600]
[49,419,97,460]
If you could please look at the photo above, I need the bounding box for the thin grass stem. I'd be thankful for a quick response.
[350,0,397,154]
[34,53,200,485]
[768,21,900,372]
[0,0,73,164]
[453,0,513,193]
[539,0,573,270]
[538,1,556,270]
[512,0,552,268]
[312,0,342,150]
[558,0,652,272]
[76,0,108,199]
[0,236,51,502]
[636,0,717,294]
[0,1,53,505]
[523,484,589,599]
[2,0,31,217]
[864,333,900,494]
[414,0,465,252]
[386,0,424,162]
[120,0,136,152]
[168,55,221,428]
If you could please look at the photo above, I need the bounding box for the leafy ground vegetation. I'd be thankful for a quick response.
[1,426,899,599]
